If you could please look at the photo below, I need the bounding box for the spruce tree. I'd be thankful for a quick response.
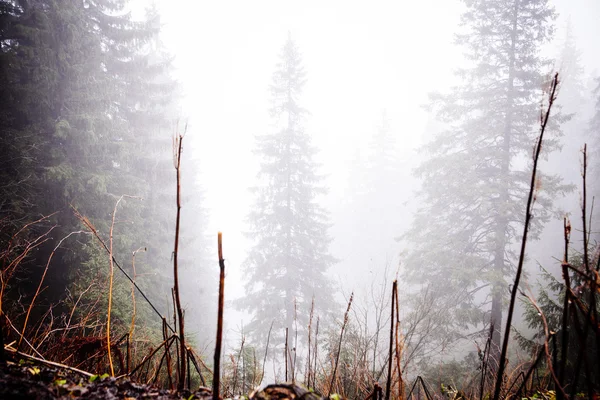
[240,35,336,345]
[0,0,114,306]
[0,0,212,351]
[516,257,600,393]
[400,0,569,361]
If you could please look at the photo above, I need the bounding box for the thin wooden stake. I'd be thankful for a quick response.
[394,282,404,399]
[329,292,353,397]
[385,281,397,400]
[285,328,289,382]
[213,232,225,400]
[172,132,187,390]
[260,320,274,385]
[492,73,559,400]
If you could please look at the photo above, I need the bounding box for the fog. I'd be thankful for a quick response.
[2,0,600,396]
[157,0,465,295]
[139,0,600,345]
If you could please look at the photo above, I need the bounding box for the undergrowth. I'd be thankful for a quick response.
[1,74,599,399]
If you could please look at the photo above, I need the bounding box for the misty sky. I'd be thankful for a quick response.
[128,0,600,340]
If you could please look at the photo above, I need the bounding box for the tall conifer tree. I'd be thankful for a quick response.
[0,0,211,347]
[240,35,336,344]
[400,0,569,360]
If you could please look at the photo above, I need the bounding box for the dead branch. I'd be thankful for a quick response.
[4,345,93,377]
[329,292,353,397]
[493,73,560,400]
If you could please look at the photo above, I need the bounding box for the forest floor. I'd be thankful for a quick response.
[0,360,212,400]
[0,357,329,400]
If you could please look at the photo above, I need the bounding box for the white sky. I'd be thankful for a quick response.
[151,0,464,291]
[129,0,600,345]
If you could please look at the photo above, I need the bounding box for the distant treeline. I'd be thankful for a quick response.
[0,0,212,346]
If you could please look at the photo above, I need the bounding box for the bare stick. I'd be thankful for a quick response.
[285,327,289,382]
[394,282,404,399]
[5,315,45,359]
[513,345,545,399]
[582,144,590,272]
[479,323,493,400]
[492,73,559,400]
[4,346,93,377]
[128,335,177,378]
[1,218,54,363]
[252,347,257,388]
[306,297,314,387]
[172,132,187,390]
[579,145,600,386]
[329,292,354,397]
[588,196,595,248]
[164,318,174,390]
[313,317,319,390]
[187,348,191,391]
[385,281,397,400]
[108,195,141,375]
[0,316,4,364]
[18,230,83,351]
[187,347,207,386]
[151,332,177,387]
[213,232,225,400]
[1,213,56,315]
[557,218,571,399]
[260,320,274,385]
[293,298,298,383]
[128,246,146,374]
[2,212,57,268]
[72,206,175,334]
[129,247,146,340]
[107,195,137,376]
[521,291,568,399]
[232,328,245,395]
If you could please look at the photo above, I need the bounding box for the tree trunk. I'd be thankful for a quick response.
[490,0,519,369]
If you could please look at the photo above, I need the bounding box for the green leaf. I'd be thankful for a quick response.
[89,373,109,382]
[54,379,67,386]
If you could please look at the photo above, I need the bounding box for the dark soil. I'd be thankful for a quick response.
[0,360,330,400]
[0,360,212,400]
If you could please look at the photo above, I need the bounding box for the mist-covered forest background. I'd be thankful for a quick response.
[1,0,600,398]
